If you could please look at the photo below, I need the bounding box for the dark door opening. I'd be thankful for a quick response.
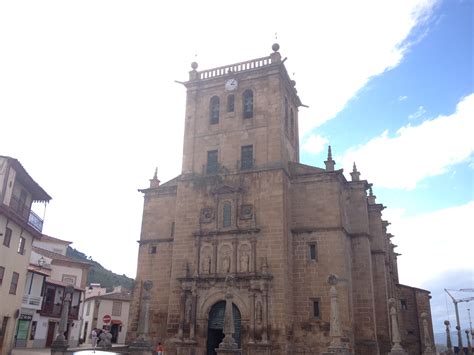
[206,301,241,355]
[110,324,119,343]
[46,321,56,347]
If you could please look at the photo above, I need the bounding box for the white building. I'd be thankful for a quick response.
[0,156,51,355]
[81,286,131,345]
[16,235,90,349]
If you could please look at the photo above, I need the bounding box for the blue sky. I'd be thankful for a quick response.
[0,0,472,336]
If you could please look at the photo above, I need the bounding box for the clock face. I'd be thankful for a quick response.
[225,79,238,91]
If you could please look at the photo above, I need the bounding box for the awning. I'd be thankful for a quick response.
[111,320,122,325]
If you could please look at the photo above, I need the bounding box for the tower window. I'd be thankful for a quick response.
[285,98,289,134]
[309,243,317,261]
[210,96,220,124]
[311,299,321,319]
[290,108,294,139]
[149,245,157,254]
[243,90,253,119]
[206,150,218,174]
[223,202,231,228]
[241,145,253,170]
[3,227,12,247]
[227,95,235,112]
[400,299,408,310]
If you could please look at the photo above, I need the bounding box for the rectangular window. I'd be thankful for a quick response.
[400,299,408,310]
[3,228,12,247]
[29,321,37,340]
[112,301,122,316]
[241,145,253,170]
[206,150,218,174]
[149,245,157,254]
[0,266,4,286]
[227,95,235,112]
[9,272,19,294]
[17,237,25,255]
[86,301,91,316]
[312,299,321,319]
[309,243,317,261]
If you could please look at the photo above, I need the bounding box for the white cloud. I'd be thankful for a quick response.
[408,105,426,119]
[340,93,474,190]
[301,134,329,155]
[398,95,408,101]
[383,201,474,288]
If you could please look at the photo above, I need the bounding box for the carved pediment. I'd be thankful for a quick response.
[211,184,242,195]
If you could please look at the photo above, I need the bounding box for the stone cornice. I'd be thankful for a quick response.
[137,238,173,245]
[193,228,260,237]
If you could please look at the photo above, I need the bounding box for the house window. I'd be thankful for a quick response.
[284,98,289,133]
[243,90,253,118]
[210,96,220,124]
[112,301,122,316]
[400,299,408,310]
[149,245,157,254]
[206,150,218,174]
[86,301,91,316]
[309,243,317,261]
[17,237,25,255]
[227,95,235,112]
[3,227,11,247]
[312,299,321,319]
[9,272,19,295]
[223,202,231,228]
[0,266,4,286]
[241,145,253,170]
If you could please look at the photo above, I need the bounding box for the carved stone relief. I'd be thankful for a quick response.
[239,244,251,273]
[219,244,232,273]
[200,246,212,274]
[200,208,214,223]
[240,204,253,220]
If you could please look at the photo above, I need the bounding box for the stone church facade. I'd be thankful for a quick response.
[127,44,433,355]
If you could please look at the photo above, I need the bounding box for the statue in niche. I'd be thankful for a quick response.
[221,253,231,273]
[256,301,263,324]
[185,296,192,324]
[201,254,211,274]
[240,251,249,272]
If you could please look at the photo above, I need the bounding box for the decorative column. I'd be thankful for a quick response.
[212,241,218,274]
[190,288,197,340]
[388,298,407,355]
[216,275,241,354]
[51,285,74,354]
[129,280,154,353]
[261,286,269,343]
[250,239,257,274]
[249,292,256,342]
[177,290,186,339]
[324,275,351,355]
[232,240,238,273]
[421,312,435,354]
[445,320,453,355]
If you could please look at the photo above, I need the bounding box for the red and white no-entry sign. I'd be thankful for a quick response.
[102,314,112,324]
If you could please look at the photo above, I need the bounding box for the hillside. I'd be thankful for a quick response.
[67,246,135,291]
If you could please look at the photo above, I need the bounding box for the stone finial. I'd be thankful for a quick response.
[388,298,408,355]
[350,162,360,181]
[324,145,336,171]
[150,167,160,188]
[270,43,281,63]
[367,185,376,205]
[191,61,198,70]
[444,320,453,354]
[189,61,199,80]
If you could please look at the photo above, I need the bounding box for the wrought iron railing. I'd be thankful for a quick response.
[28,210,44,232]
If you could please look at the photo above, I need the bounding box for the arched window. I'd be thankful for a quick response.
[290,108,294,140]
[285,98,289,134]
[243,90,253,119]
[227,95,235,112]
[223,202,231,228]
[210,96,220,124]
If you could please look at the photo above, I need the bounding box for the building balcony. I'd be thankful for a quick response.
[22,294,43,310]
[9,195,44,232]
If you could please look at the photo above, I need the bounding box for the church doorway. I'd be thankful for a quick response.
[206,301,241,355]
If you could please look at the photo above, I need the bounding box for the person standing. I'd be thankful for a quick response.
[91,328,98,347]
[156,342,164,355]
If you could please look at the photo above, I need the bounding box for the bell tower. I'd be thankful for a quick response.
[181,43,303,176]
